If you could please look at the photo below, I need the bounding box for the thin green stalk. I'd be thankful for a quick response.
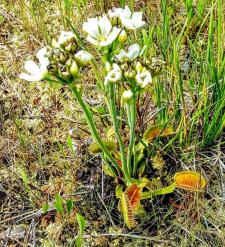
[69,84,122,175]
[127,94,137,177]
[108,84,130,182]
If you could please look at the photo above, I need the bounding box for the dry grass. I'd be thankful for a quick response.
[0,0,224,246]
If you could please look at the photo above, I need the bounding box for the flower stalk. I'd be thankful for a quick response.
[126,89,137,177]
[69,84,122,176]
[108,83,130,182]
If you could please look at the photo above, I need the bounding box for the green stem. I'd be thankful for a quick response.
[141,183,175,200]
[69,84,122,175]
[127,93,137,177]
[108,84,130,182]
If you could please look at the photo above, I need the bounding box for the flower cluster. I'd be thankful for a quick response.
[20,32,93,82]
[104,43,153,102]
[19,5,153,98]
[82,6,145,47]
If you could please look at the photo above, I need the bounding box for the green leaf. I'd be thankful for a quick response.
[42,202,50,214]
[18,167,29,185]
[75,236,82,247]
[89,141,117,154]
[115,185,123,199]
[54,193,64,215]
[76,213,86,235]
[66,199,74,215]
[0,15,4,25]
[67,135,75,154]
[141,183,175,199]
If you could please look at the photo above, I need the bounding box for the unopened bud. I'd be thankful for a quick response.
[122,89,133,103]
[70,43,77,52]
[75,50,93,67]
[111,17,118,26]
[118,30,127,44]
[120,63,129,71]
[52,39,58,48]
[105,62,111,72]
[135,61,143,72]
[143,58,151,66]
[65,43,72,52]
[60,53,67,64]
[70,61,79,77]
[66,57,73,67]
[61,72,72,80]
[124,69,136,79]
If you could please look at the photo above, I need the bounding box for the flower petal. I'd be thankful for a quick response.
[98,15,112,36]
[24,60,40,75]
[127,43,140,60]
[100,27,121,46]
[57,31,75,45]
[36,47,49,70]
[123,6,132,18]
[19,72,42,82]
[132,12,145,28]
[108,8,123,18]
[83,18,100,39]
[115,49,126,62]
[86,35,100,46]
[75,50,93,66]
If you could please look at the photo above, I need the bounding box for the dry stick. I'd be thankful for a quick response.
[101,160,104,198]
[81,233,169,243]
[96,191,115,226]
[32,218,36,247]
[3,224,14,247]
[175,223,208,245]
[0,190,94,225]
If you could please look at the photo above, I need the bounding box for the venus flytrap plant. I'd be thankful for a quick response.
[19,5,207,229]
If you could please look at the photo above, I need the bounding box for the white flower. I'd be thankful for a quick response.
[122,89,133,102]
[119,6,145,30]
[75,50,93,66]
[57,31,75,45]
[83,15,121,47]
[19,47,49,82]
[108,7,123,18]
[104,63,122,85]
[136,69,152,88]
[115,43,140,62]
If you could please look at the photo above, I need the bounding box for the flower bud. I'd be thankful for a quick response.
[52,39,58,48]
[61,72,72,80]
[111,17,118,26]
[120,62,129,71]
[124,69,136,80]
[122,89,133,103]
[65,57,73,67]
[135,61,143,72]
[118,30,127,44]
[105,62,111,72]
[47,64,57,73]
[70,61,79,77]
[143,58,151,66]
[60,53,67,64]
[65,43,72,52]
[75,50,93,67]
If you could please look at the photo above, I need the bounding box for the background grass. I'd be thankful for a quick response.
[0,0,224,246]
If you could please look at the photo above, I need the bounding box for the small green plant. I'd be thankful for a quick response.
[19,5,207,228]
[75,213,86,247]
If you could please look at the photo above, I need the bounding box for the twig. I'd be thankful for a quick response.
[32,219,36,247]
[175,223,208,245]
[101,160,104,198]
[81,233,168,243]
[96,191,115,226]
